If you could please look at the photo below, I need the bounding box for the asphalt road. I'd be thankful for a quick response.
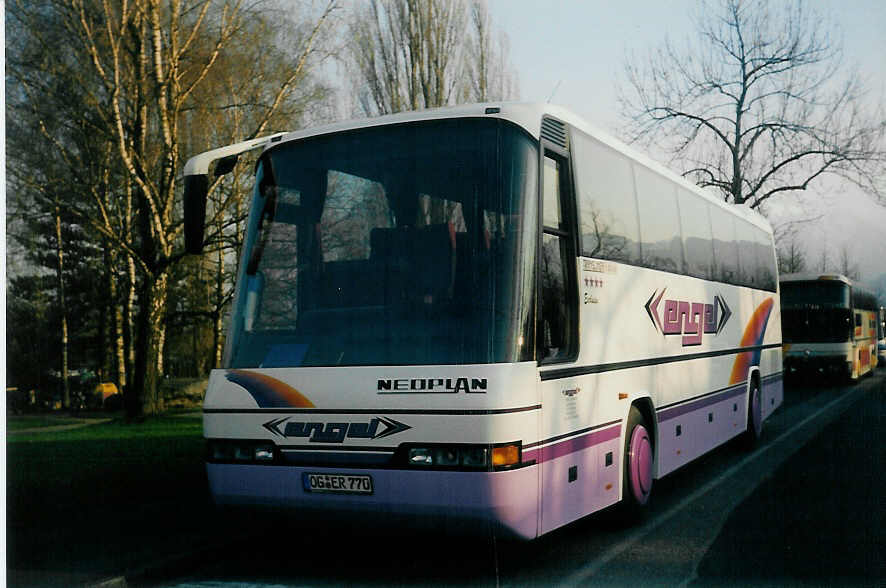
[148,371,886,587]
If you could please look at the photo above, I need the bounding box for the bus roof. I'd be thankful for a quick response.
[779,273,853,286]
[185,102,773,234]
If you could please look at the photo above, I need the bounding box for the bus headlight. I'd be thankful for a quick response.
[254,444,275,461]
[210,442,234,461]
[491,444,520,467]
[460,447,488,467]
[207,440,277,464]
[408,448,434,465]
[434,447,460,466]
[402,443,520,470]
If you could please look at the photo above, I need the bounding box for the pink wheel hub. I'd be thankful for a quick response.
[628,424,653,505]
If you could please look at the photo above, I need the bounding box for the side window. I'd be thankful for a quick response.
[542,158,563,229]
[678,189,714,279]
[634,164,684,273]
[572,132,640,264]
[709,204,739,284]
[754,228,777,291]
[539,154,576,362]
[734,219,759,288]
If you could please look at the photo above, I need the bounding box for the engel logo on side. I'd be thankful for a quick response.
[645,288,732,347]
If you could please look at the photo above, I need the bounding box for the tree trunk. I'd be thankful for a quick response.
[123,181,137,391]
[111,259,127,394]
[157,311,166,378]
[54,205,70,409]
[131,269,169,417]
[213,235,225,368]
[124,254,137,388]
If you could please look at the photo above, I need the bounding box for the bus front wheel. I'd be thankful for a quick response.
[620,406,653,518]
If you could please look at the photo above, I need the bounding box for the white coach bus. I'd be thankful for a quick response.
[183,103,783,539]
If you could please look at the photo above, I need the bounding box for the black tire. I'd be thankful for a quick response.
[743,378,763,449]
[620,406,654,520]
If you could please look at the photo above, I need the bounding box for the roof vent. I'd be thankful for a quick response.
[541,117,568,149]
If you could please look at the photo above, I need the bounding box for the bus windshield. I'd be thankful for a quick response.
[780,281,850,309]
[780,280,852,343]
[227,118,539,368]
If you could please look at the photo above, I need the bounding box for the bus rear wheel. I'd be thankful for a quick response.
[743,378,763,448]
[620,406,653,518]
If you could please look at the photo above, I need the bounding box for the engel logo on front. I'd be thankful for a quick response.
[262,416,411,443]
[644,288,732,346]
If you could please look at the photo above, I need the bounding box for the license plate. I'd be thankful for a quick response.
[303,472,373,495]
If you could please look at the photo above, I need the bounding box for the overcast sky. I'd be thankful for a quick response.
[488,0,886,285]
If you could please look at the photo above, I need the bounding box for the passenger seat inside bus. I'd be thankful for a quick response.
[370,224,456,305]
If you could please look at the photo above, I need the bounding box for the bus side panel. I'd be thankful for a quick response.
[859,309,877,376]
[655,365,748,476]
[570,261,782,482]
[535,371,622,535]
[761,368,784,422]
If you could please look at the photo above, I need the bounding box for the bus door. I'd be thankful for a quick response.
[537,120,609,533]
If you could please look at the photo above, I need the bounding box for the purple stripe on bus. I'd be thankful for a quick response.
[523,419,621,451]
[657,383,746,422]
[523,424,621,464]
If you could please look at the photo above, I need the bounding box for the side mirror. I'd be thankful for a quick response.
[184,174,208,254]
[214,154,239,177]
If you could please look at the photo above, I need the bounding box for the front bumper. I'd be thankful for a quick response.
[784,354,850,378]
[206,462,540,539]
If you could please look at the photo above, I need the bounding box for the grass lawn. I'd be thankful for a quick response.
[8,415,204,510]
[7,414,215,576]
[7,415,88,431]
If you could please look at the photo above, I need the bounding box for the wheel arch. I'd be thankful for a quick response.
[747,365,761,393]
[747,364,761,408]
[627,396,658,477]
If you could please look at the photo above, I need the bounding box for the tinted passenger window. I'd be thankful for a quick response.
[572,132,640,263]
[678,189,714,279]
[754,227,777,291]
[709,204,739,283]
[733,220,777,291]
[634,164,684,273]
[735,219,759,287]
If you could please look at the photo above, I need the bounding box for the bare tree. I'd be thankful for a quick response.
[817,235,830,273]
[620,0,886,209]
[184,1,338,370]
[776,234,807,275]
[837,243,860,281]
[346,0,517,116]
[7,0,338,417]
[463,0,518,103]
